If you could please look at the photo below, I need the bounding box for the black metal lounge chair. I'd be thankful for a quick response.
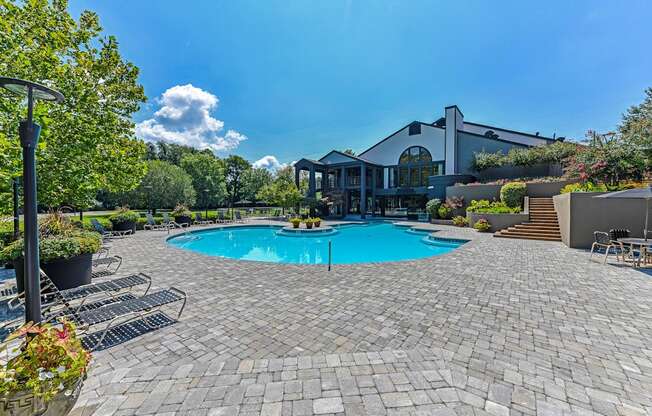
[41,271,186,349]
[144,213,171,231]
[8,271,185,350]
[91,255,123,279]
[194,212,214,225]
[91,218,132,238]
[234,211,246,223]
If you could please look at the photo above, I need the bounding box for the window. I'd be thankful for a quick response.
[399,146,431,165]
[408,122,421,136]
[395,146,442,187]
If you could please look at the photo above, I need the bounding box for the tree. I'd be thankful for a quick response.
[224,155,251,208]
[0,0,147,211]
[180,153,226,208]
[620,87,652,168]
[257,166,302,214]
[343,149,356,156]
[147,141,213,165]
[114,160,196,212]
[243,168,273,203]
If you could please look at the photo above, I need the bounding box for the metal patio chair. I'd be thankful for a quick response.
[590,231,629,264]
[91,218,132,238]
[194,212,214,225]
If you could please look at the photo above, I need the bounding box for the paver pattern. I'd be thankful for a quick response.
[60,220,652,416]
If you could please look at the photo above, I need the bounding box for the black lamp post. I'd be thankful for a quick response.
[0,77,64,324]
[203,188,210,218]
[144,185,153,214]
[12,177,20,242]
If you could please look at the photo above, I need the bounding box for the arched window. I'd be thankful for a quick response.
[399,146,431,165]
[396,146,442,187]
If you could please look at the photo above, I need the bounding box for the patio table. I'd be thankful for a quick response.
[618,238,652,267]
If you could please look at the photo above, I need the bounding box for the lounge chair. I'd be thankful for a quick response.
[590,231,629,264]
[91,255,123,279]
[194,212,214,225]
[234,211,246,223]
[163,213,188,229]
[217,211,231,224]
[144,213,170,231]
[10,271,186,350]
[91,218,132,238]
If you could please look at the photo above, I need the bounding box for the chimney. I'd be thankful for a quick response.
[444,105,463,175]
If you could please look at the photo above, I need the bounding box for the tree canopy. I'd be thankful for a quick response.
[0,0,147,211]
[224,155,251,206]
[257,166,301,213]
[180,153,226,208]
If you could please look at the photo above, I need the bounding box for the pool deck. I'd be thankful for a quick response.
[40,219,652,415]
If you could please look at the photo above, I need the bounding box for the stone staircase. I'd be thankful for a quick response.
[494,197,561,241]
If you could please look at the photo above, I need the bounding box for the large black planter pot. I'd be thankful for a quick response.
[14,253,93,293]
[175,215,192,226]
[111,220,136,234]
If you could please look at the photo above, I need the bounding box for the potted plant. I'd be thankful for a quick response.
[473,218,492,232]
[0,213,101,291]
[109,206,140,234]
[452,215,468,227]
[313,217,321,228]
[0,321,91,416]
[289,218,301,229]
[304,218,314,229]
[172,204,192,226]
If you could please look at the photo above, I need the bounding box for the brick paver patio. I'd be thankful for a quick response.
[67,221,652,416]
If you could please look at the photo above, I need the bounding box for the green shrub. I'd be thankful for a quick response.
[425,199,441,219]
[135,217,148,230]
[289,218,301,228]
[466,200,520,214]
[560,182,607,194]
[1,231,101,263]
[473,218,491,232]
[500,182,527,208]
[472,151,505,171]
[172,204,192,217]
[437,204,452,219]
[109,207,140,224]
[452,215,468,227]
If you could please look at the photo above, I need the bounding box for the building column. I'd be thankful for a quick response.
[295,167,300,189]
[371,167,377,216]
[340,167,346,188]
[360,163,366,219]
[308,167,316,197]
[321,170,328,192]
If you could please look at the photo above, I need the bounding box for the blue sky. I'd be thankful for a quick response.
[69,0,652,168]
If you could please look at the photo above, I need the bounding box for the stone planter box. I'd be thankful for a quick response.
[446,179,579,204]
[554,192,647,248]
[526,179,579,197]
[466,212,529,233]
[111,220,136,234]
[0,375,83,416]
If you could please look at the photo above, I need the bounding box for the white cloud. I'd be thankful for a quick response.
[253,155,288,171]
[135,84,246,153]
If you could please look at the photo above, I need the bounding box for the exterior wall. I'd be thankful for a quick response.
[427,174,475,200]
[447,184,502,203]
[445,106,463,174]
[553,192,647,248]
[456,131,529,175]
[462,122,552,147]
[358,124,445,166]
[319,152,357,164]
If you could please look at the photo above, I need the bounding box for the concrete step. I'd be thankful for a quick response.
[494,232,561,242]
[503,228,561,237]
[513,224,560,232]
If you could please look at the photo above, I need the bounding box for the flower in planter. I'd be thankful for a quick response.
[473,218,491,232]
[108,206,140,225]
[0,320,91,402]
[304,218,314,229]
[289,218,301,228]
[312,217,321,227]
[171,204,192,218]
[452,215,468,227]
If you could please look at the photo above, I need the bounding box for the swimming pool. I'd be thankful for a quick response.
[167,222,465,265]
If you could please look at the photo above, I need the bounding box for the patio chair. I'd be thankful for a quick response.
[163,213,188,229]
[234,211,246,223]
[91,254,123,279]
[218,211,232,224]
[194,212,214,225]
[10,271,186,350]
[590,231,629,264]
[144,213,169,231]
[91,218,132,238]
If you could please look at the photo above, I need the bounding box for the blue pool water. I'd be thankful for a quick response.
[167,222,464,264]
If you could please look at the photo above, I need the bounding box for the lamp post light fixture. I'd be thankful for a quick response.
[203,188,210,218]
[12,177,20,242]
[0,77,64,325]
[143,185,153,214]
